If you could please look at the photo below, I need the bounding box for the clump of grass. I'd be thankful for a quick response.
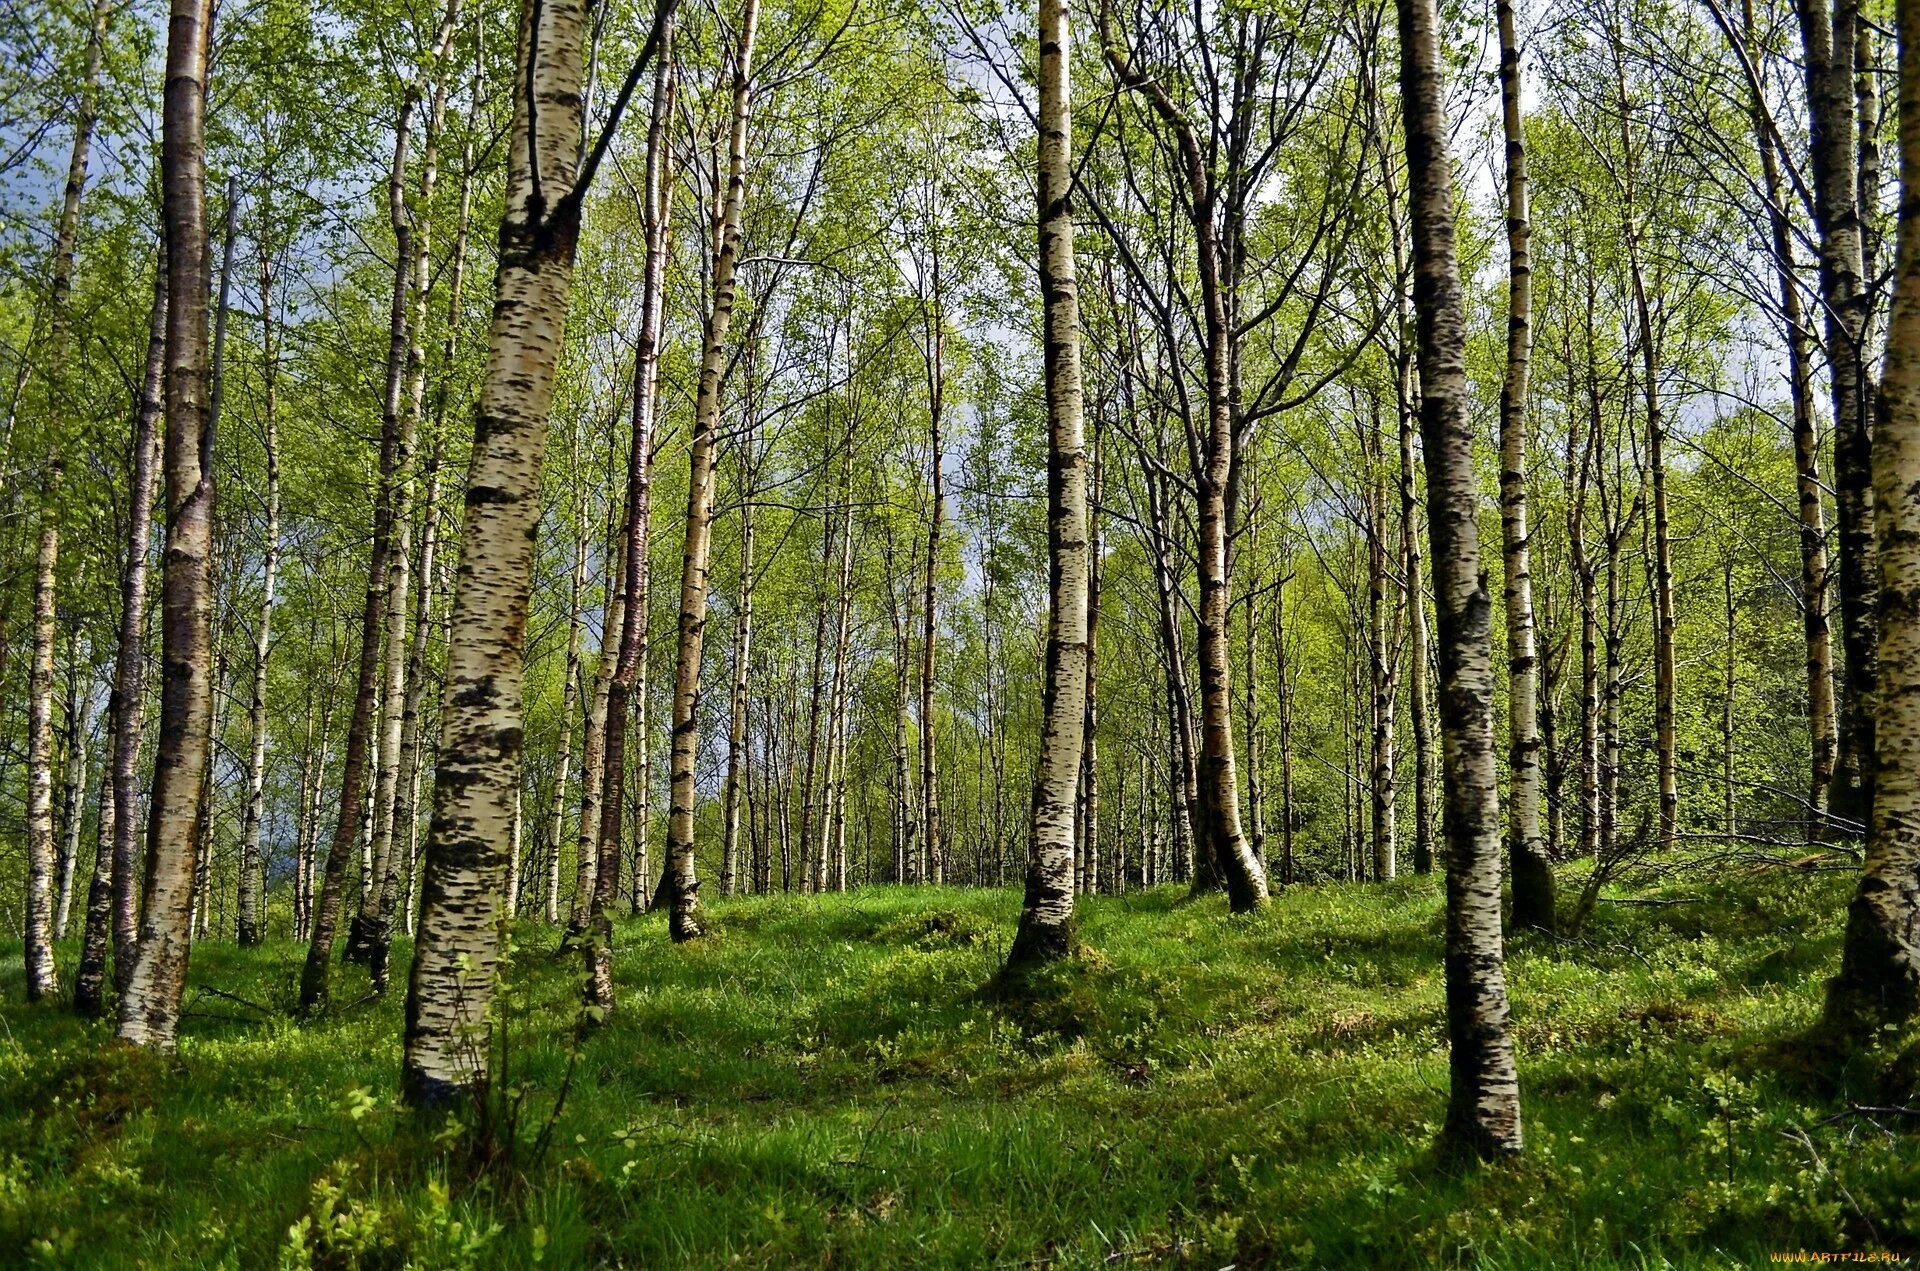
[2,864,1915,1267]
[870,907,994,949]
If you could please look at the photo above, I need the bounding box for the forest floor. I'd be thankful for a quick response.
[3,861,1917,1268]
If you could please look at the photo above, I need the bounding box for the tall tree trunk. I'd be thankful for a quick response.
[24,501,60,1000]
[1244,543,1266,880]
[590,33,672,1006]
[1006,0,1088,970]
[394,437,447,940]
[293,637,319,940]
[1498,0,1553,927]
[1573,303,1605,861]
[661,0,758,941]
[921,265,946,888]
[505,784,524,916]
[1275,576,1296,887]
[304,115,418,1010]
[1717,0,1840,827]
[75,253,166,1014]
[888,549,917,880]
[722,499,754,897]
[403,0,622,1103]
[237,204,283,948]
[799,527,828,890]
[1398,377,1435,875]
[1724,559,1740,838]
[354,0,463,989]
[1396,0,1523,1155]
[190,631,227,942]
[570,529,623,926]
[1103,18,1265,911]
[117,0,216,1049]
[1825,0,1920,1032]
[395,48,478,943]
[1366,405,1401,882]
[1143,466,1205,878]
[828,487,854,891]
[25,0,113,1004]
[548,486,589,923]
[1800,0,1878,828]
[575,529,626,926]
[1081,429,1102,895]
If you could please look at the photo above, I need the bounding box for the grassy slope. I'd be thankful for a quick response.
[2,866,1917,1268]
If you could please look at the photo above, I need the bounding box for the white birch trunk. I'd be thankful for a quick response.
[1006,0,1088,970]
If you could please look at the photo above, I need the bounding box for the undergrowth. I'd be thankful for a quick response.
[2,863,1916,1268]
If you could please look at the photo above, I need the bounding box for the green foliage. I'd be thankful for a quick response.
[4,866,1915,1267]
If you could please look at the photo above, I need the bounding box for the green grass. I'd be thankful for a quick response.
[4,865,1919,1268]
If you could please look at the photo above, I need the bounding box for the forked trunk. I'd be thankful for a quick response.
[403,0,604,1104]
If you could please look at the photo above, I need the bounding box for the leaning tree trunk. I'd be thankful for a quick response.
[662,0,760,943]
[75,255,167,1016]
[1497,0,1553,930]
[303,124,415,1011]
[117,0,217,1051]
[590,33,673,1009]
[354,0,461,988]
[1824,0,1920,1034]
[1395,0,1524,1157]
[1006,0,1088,972]
[394,117,475,943]
[402,0,605,1106]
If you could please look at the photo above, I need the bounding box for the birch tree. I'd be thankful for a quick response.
[117,0,218,1050]
[661,0,763,944]
[1006,0,1089,970]
[1394,0,1524,1155]
[402,0,678,1104]
[1825,0,1920,1035]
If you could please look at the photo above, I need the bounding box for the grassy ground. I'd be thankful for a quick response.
[2,865,1917,1268]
